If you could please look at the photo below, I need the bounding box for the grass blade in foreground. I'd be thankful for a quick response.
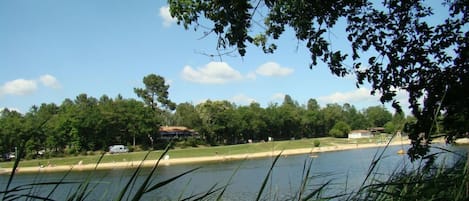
[216,159,246,201]
[2,146,23,200]
[45,169,74,199]
[144,167,199,193]
[181,183,223,201]
[255,151,283,201]
[67,153,105,201]
[115,150,152,201]
[296,157,313,200]
[130,144,171,201]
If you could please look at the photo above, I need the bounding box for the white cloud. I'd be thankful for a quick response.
[231,94,256,105]
[181,62,244,84]
[256,62,294,77]
[165,79,174,86]
[39,74,61,89]
[246,72,257,80]
[271,93,286,102]
[317,88,376,104]
[0,79,38,96]
[317,88,412,114]
[0,74,61,97]
[159,5,177,27]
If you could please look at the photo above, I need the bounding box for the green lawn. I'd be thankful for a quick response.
[0,136,399,169]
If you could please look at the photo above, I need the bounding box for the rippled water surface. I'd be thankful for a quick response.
[1,144,466,200]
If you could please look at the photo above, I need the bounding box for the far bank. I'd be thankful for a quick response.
[0,137,413,174]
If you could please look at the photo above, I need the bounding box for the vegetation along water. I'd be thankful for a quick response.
[1,143,467,200]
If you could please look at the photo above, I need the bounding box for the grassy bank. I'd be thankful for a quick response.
[0,136,401,169]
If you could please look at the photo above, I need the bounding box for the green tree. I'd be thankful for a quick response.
[306,98,320,112]
[134,74,176,140]
[118,98,158,149]
[384,121,397,134]
[27,103,59,157]
[224,104,243,144]
[44,111,69,153]
[264,103,283,139]
[282,94,298,107]
[279,95,302,139]
[236,102,267,141]
[134,74,176,112]
[169,0,469,159]
[70,93,101,151]
[174,102,202,129]
[0,109,24,157]
[384,112,407,134]
[364,106,393,127]
[52,99,75,153]
[342,103,369,130]
[96,95,158,150]
[0,107,51,159]
[329,121,351,138]
[196,100,235,144]
[321,103,345,135]
[301,99,322,138]
[301,109,320,138]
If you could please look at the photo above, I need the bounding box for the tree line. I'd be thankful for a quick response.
[0,74,412,159]
[173,96,407,145]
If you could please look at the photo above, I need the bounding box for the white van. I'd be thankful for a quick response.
[109,145,129,154]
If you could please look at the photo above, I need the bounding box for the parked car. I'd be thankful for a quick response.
[108,145,129,154]
[3,152,15,161]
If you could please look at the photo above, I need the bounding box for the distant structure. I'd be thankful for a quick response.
[159,126,199,140]
[369,127,385,134]
[348,130,373,139]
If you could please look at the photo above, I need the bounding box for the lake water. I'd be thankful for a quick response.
[1,144,467,200]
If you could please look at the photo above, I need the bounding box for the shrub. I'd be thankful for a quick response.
[313,140,321,147]
[66,148,77,155]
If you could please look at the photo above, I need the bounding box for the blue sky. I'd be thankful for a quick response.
[0,0,410,114]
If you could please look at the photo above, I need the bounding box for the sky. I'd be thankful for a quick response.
[0,0,411,114]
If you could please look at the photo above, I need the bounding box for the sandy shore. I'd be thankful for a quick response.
[0,140,410,174]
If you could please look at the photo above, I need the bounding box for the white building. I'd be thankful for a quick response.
[348,130,373,139]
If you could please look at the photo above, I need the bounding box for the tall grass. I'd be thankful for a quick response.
[0,144,212,201]
[353,155,468,201]
[0,143,467,201]
[346,143,469,201]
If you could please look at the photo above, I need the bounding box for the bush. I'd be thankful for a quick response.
[51,151,65,158]
[173,138,206,149]
[24,153,35,160]
[313,140,321,147]
[140,143,150,151]
[153,141,173,150]
[128,146,135,152]
[175,140,188,149]
[66,148,79,156]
